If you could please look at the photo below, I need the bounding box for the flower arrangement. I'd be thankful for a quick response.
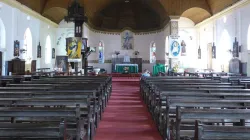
[173,64,179,73]
[123,66,129,73]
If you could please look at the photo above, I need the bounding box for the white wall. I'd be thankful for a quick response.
[196,2,250,74]
[178,17,197,69]
[0,2,56,75]
[56,21,166,73]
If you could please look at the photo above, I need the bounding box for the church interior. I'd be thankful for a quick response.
[0,0,250,140]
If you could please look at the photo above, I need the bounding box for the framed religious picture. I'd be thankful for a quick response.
[37,42,41,58]
[52,48,55,59]
[198,46,201,59]
[14,40,20,57]
[55,56,68,72]
[212,43,216,59]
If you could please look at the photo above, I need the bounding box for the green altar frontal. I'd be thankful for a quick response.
[153,64,166,76]
[115,64,138,73]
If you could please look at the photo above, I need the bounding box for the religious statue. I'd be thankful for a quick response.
[181,40,186,56]
[122,31,133,50]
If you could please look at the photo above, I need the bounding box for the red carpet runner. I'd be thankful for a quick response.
[94,78,162,140]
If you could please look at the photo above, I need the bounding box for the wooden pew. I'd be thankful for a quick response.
[140,77,250,140]
[0,122,66,140]
[0,105,85,140]
[0,76,111,140]
[194,120,250,140]
[4,83,108,114]
[160,98,250,140]
[174,107,250,140]
[0,98,94,140]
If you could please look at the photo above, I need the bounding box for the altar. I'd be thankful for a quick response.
[115,64,138,73]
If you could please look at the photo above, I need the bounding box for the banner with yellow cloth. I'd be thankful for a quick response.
[66,37,81,62]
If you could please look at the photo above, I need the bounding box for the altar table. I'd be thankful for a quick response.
[115,64,138,73]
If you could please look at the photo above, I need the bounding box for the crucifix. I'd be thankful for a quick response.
[64,0,89,75]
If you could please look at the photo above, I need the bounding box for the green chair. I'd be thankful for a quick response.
[153,63,166,76]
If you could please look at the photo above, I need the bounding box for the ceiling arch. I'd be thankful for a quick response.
[181,7,212,24]
[16,0,241,30]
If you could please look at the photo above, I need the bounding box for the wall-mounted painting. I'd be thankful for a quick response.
[37,42,41,58]
[121,30,134,50]
[169,37,181,58]
[14,40,20,57]
[52,48,55,59]
[55,56,68,72]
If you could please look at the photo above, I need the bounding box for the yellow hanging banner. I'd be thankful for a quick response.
[66,37,81,62]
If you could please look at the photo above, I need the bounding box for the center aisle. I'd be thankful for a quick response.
[94,78,162,140]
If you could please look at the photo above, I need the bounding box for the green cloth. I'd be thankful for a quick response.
[116,65,138,73]
[153,64,166,76]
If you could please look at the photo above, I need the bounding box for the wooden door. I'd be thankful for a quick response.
[31,60,36,73]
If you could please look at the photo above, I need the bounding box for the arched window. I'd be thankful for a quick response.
[98,41,104,63]
[23,28,32,64]
[248,25,250,50]
[45,35,51,64]
[150,42,156,63]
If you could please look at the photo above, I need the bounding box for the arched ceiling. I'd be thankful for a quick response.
[16,0,241,31]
